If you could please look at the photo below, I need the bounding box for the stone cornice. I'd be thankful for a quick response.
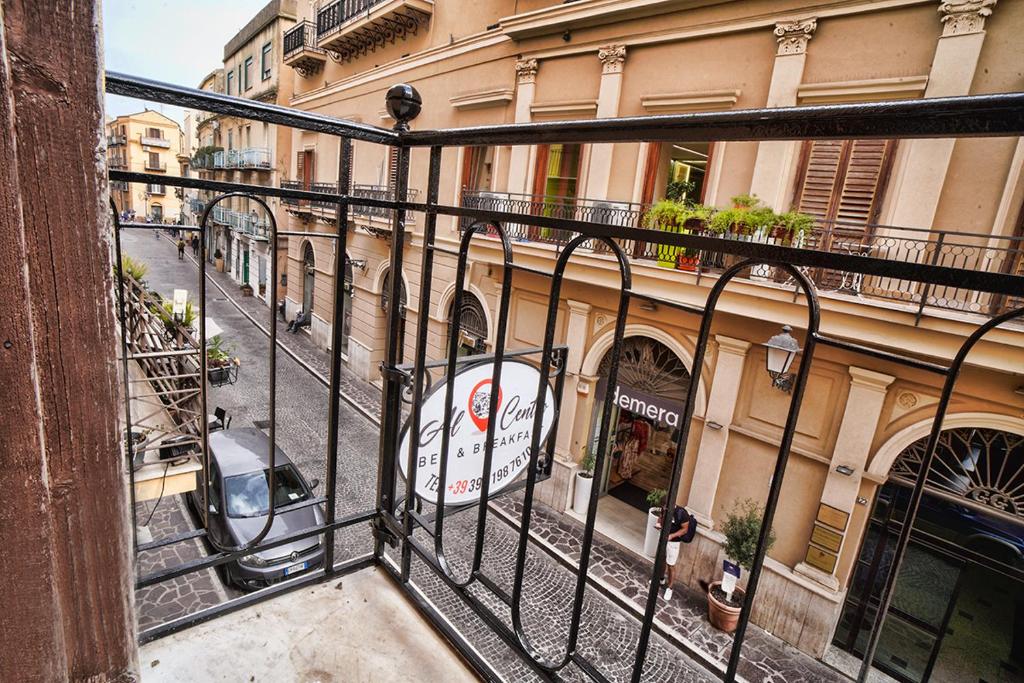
[597,44,627,74]
[797,75,929,104]
[530,99,598,117]
[774,17,817,56]
[848,366,896,392]
[514,58,539,84]
[715,335,752,356]
[641,88,740,113]
[938,0,997,37]
[449,88,514,110]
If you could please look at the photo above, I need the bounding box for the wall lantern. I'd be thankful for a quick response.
[763,325,800,393]
[835,464,856,476]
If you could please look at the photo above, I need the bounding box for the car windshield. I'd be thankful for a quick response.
[224,465,309,518]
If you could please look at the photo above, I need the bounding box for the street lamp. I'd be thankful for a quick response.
[763,325,800,393]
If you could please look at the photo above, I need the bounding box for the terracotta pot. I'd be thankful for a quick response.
[215,257,225,272]
[706,580,745,633]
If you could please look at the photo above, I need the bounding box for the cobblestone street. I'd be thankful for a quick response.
[124,229,844,681]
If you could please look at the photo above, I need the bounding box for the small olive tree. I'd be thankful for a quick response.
[721,499,776,572]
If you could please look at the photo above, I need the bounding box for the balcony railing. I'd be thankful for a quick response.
[141,135,171,148]
[107,134,126,146]
[280,179,303,207]
[459,189,1024,318]
[210,206,270,240]
[283,21,326,76]
[316,0,432,62]
[144,160,166,172]
[212,148,271,170]
[108,157,127,170]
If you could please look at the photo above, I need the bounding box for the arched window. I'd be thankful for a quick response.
[301,242,315,315]
[447,292,488,356]
[597,336,691,403]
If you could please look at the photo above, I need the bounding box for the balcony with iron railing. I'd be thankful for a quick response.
[108,156,127,170]
[283,20,326,76]
[459,189,1024,319]
[209,205,270,240]
[144,159,166,172]
[107,133,126,146]
[212,147,272,170]
[140,134,171,148]
[315,0,432,62]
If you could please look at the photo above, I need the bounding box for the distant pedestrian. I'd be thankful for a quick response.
[177,238,185,260]
[191,234,199,257]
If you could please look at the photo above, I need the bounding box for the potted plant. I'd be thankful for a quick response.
[240,282,254,297]
[115,254,148,284]
[157,299,197,338]
[572,449,597,514]
[642,488,668,557]
[214,248,224,273]
[730,193,761,210]
[642,200,689,269]
[207,334,240,386]
[705,499,776,633]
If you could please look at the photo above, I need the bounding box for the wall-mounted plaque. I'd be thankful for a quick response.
[805,545,838,574]
[817,503,850,532]
[811,524,843,553]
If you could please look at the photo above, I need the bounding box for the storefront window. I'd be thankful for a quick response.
[591,337,691,511]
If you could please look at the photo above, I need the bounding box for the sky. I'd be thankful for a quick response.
[102,0,268,125]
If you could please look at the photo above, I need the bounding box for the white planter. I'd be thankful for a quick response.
[643,507,661,557]
[573,473,594,514]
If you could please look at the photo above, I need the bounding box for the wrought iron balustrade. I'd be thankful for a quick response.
[144,160,166,172]
[280,179,304,207]
[316,0,388,40]
[104,69,1024,683]
[107,134,127,146]
[283,20,323,61]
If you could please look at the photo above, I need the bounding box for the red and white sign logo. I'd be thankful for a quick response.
[399,360,556,505]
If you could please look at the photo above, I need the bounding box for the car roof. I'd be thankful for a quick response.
[209,428,294,477]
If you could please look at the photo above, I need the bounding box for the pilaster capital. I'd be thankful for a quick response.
[774,17,817,56]
[938,0,997,37]
[597,44,627,74]
[714,334,752,357]
[847,366,896,392]
[566,299,592,316]
[514,58,539,84]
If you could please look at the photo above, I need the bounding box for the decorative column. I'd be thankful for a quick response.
[507,58,539,195]
[584,45,627,200]
[795,367,895,589]
[555,300,592,459]
[685,336,751,526]
[748,18,817,211]
[884,0,997,229]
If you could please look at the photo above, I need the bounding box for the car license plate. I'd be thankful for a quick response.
[285,561,307,576]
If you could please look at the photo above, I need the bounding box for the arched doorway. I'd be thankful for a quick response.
[380,269,407,362]
[589,336,691,511]
[301,242,315,316]
[447,292,487,356]
[834,427,1024,683]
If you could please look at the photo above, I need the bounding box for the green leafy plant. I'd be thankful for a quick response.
[158,299,197,334]
[709,208,752,235]
[646,488,668,512]
[116,254,148,282]
[206,334,239,367]
[747,206,778,235]
[665,179,696,202]
[192,145,223,169]
[579,450,597,478]
[721,499,776,571]
[730,193,762,210]
[213,248,224,260]
[642,199,689,229]
[772,211,816,243]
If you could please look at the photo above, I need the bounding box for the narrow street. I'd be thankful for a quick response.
[124,229,834,682]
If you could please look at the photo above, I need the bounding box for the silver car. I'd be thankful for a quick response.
[189,428,324,590]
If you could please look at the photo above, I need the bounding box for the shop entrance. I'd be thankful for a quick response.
[834,428,1024,683]
[590,337,691,513]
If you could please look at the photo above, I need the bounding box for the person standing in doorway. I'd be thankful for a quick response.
[657,504,696,600]
[176,237,185,260]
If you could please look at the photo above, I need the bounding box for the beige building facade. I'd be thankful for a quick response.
[267,1,1022,679]
[107,110,183,221]
[192,0,297,306]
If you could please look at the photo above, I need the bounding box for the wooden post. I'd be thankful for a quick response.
[0,1,138,680]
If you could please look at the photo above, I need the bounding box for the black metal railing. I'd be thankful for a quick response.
[280,179,303,206]
[459,189,1024,318]
[284,20,322,60]
[316,0,387,40]
[103,69,1024,683]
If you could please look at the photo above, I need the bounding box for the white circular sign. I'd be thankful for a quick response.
[398,360,556,505]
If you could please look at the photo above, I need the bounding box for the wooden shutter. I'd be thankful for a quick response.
[387,147,399,192]
[794,139,895,230]
[296,150,304,182]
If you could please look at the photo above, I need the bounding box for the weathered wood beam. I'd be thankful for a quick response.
[0,1,138,680]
